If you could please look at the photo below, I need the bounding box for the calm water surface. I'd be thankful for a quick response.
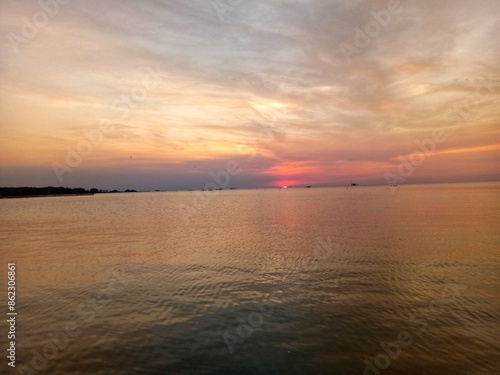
[1,183,499,374]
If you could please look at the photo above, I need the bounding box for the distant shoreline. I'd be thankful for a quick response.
[1,181,498,199]
[0,193,94,199]
[0,186,140,199]
[0,186,98,199]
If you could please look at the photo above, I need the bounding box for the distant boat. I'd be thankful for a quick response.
[306,185,312,188]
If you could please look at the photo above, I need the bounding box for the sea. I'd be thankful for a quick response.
[1,182,499,375]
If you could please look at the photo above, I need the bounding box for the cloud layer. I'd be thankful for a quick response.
[0,0,499,189]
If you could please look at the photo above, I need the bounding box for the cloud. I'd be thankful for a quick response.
[0,0,499,189]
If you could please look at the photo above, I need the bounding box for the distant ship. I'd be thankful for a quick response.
[306,185,312,188]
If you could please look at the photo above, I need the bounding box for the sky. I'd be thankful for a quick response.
[0,0,499,190]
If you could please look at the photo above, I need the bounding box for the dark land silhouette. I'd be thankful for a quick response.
[0,187,135,198]
[0,186,96,198]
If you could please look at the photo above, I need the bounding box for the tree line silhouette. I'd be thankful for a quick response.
[0,186,96,198]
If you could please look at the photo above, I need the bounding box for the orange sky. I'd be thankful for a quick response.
[0,0,499,190]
